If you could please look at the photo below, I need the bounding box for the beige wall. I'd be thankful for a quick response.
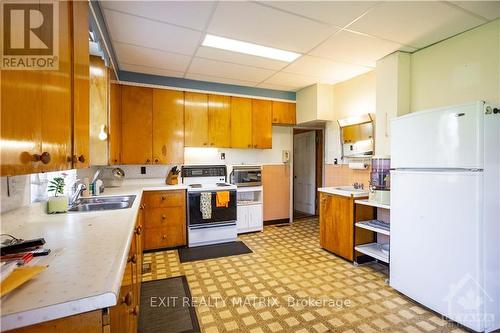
[411,19,500,112]
[325,71,376,164]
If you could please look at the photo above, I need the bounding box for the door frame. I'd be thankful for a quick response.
[292,128,324,217]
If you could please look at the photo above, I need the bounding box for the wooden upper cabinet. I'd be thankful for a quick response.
[208,94,231,148]
[109,83,122,165]
[252,99,272,149]
[184,92,208,147]
[89,56,109,166]
[71,0,90,169]
[230,97,253,148]
[272,101,296,125]
[39,0,72,173]
[152,89,184,164]
[121,86,153,164]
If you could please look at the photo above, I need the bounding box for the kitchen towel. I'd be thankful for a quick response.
[216,191,230,208]
[200,192,212,219]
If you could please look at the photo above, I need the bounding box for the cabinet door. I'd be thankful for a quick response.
[230,97,252,148]
[319,193,332,250]
[40,0,72,172]
[71,0,90,168]
[237,205,248,232]
[248,205,263,230]
[208,94,231,148]
[109,83,122,165]
[121,85,153,164]
[252,99,272,149]
[272,101,296,125]
[89,56,108,165]
[152,89,184,164]
[110,261,133,333]
[331,195,353,261]
[184,92,208,147]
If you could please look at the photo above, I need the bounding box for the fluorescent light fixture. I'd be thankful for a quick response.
[202,34,301,62]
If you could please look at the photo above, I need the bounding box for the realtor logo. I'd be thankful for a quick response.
[1,0,59,69]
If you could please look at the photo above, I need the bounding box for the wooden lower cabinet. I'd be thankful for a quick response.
[319,192,374,261]
[143,190,186,250]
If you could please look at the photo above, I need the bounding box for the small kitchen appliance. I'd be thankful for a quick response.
[230,165,262,187]
[368,156,390,205]
[182,165,237,247]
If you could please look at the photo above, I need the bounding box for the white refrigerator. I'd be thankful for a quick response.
[390,101,500,332]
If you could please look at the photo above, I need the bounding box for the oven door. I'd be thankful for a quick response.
[188,190,237,228]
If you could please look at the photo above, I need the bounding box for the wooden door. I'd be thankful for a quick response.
[252,99,272,149]
[230,97,252,148]
[121,85,153,164]
[184,92,208,147]
[208,94,231,147]
[40,1,72,172]
[71,0,90,168]
[152,89,184,164]
[109,83,122,165]
[272,101,296,125]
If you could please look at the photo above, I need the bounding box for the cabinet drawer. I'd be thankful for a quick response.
[143,190,185,208]
[144,207,185,230]
[143,226,185,250]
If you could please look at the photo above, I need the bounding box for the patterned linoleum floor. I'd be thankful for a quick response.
[142,218,466,333]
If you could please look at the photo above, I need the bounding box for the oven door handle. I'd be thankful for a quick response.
[189,222,236,230]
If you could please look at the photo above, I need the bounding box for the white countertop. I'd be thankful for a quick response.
[0,182,187,331]
[318,187,369,198]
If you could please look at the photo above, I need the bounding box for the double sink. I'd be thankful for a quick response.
[69,195,136,212]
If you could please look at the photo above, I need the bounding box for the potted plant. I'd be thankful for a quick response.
[47,177,68,213]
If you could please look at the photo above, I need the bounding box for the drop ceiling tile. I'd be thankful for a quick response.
[349,1,486,48]
[114,42,191,73]
[310,30,404,67]
[120,63,185,79]
[452,1,500,20]
[185,73,257,88]
[101,1,215,31]
[188,58,275,83]
[259,1,377,26]
[103,9,201,55]
[283,55,373,83]
[256,82,298,92]
[195,46,289,70]
[263,72,323,91]
[207,1,339,53]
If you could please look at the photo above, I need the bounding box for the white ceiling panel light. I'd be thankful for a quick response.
[202,34,301,62]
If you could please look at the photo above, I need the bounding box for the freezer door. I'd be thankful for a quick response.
[390,170,491,332]
[391,101,484,169]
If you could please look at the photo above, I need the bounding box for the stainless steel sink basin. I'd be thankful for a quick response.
[334,186,366,192]
[69,195,136,212]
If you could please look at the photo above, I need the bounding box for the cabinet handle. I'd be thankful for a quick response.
[154,158,159,163]
[162,235,167,240]
[135,225,142,235]
[210,143,214,146]
[161,214,166,220]
[161,196,166,201]
[203,142,208,146]
[273,118,277,122]
[146,159,151,163]
[40,152,51,164]
[140,204,145,210]
[120,291,133,306]
[78,155,86,163]
[128,254,137,264]
[247,144,251,148]
[129,305,139,316]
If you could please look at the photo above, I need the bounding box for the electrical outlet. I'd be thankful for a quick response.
[140,166,146,175]
[220,153,225,160]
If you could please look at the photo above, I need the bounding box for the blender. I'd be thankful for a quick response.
[369,156,391,205]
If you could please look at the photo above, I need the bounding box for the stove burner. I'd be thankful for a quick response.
[216,183,231,187]
[189,184,202,188]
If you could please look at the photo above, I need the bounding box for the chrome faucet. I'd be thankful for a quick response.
[69,180,86,207]
[353,182,364,190]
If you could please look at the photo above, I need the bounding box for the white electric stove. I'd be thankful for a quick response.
[181,165,237,247]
